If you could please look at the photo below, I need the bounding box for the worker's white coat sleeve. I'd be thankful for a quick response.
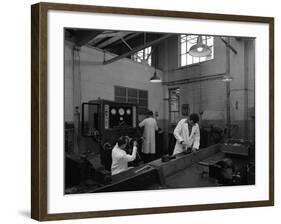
[155,120,159,131]
[193,125,200,149]
[173,119,184,142]
[139,120,145,127]
[123,146,137,162]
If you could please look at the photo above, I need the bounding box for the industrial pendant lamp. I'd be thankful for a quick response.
[222,75,233,82]
[150,49,161,83]
[150,70,161,83]
[222,37,234,82]
[188,35,212,57]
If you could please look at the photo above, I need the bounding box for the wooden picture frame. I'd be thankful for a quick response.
[31,2,274,221]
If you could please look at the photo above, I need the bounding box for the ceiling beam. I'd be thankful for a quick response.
[97,32,133,48]
[93,31,120,39]
[106,32,143,48]
[103,34,174,65]
[75,30,103,47]
[106,33,160,54]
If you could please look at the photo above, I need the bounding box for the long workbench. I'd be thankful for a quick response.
[67,142,253,194]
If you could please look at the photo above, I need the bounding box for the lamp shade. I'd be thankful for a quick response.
[188,35,212,57]
[222,74,233,82]
[149,71,161,83]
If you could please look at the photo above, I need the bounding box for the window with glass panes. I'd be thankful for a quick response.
[115,86,148,115]
[131,47,152,66]
[180,35,214,67]
[169,88,180,124]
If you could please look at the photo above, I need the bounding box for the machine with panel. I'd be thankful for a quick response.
[65,99,143,192]
[81,99,142,170]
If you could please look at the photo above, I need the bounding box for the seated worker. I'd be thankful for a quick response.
[173,113,200,155]
[111,136,138,175]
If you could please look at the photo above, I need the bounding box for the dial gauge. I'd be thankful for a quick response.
[118,108,125,115]
[126,109,131,115]
[111,108,116,115]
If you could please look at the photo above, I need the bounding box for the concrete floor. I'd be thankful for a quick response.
[165,153,224,189]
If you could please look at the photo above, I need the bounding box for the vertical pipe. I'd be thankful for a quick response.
[72,46,81,154]
[199,64,203,117]
[226,37,231,138]
[244,40,249,140]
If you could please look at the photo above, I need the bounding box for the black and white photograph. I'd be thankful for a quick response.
[64,28,255,194]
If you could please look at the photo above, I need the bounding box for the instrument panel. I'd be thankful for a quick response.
[105,104,136,129]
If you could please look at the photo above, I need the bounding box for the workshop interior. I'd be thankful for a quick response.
[64,28,255,194]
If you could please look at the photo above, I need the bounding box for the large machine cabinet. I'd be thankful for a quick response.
[65,100,146,192]
[81,99,141,170]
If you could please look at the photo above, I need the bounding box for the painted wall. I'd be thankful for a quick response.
[64,41,164,129]
[157,36,255,141]
[64,41,74,122]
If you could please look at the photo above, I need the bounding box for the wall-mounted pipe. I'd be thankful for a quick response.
[162,73,225,86]
[225,37,231,139]
[72,46,82,154]
[244,40,250,140]
[220,37,238,54]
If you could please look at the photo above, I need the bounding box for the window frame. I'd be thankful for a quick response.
[178,34,214,68]
[114,86,149,115]
[168,87,180,124]
[131,46,152,66]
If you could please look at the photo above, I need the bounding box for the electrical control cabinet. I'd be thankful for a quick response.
[81,100,141,170]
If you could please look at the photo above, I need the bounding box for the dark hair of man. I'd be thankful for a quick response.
[147,110,153,116]
[117,136,127,147]
[189,113,199,123]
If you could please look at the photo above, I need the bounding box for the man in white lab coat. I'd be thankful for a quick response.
[173,113,200,155]
[139,110,159,162]
[111,136,138,175]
